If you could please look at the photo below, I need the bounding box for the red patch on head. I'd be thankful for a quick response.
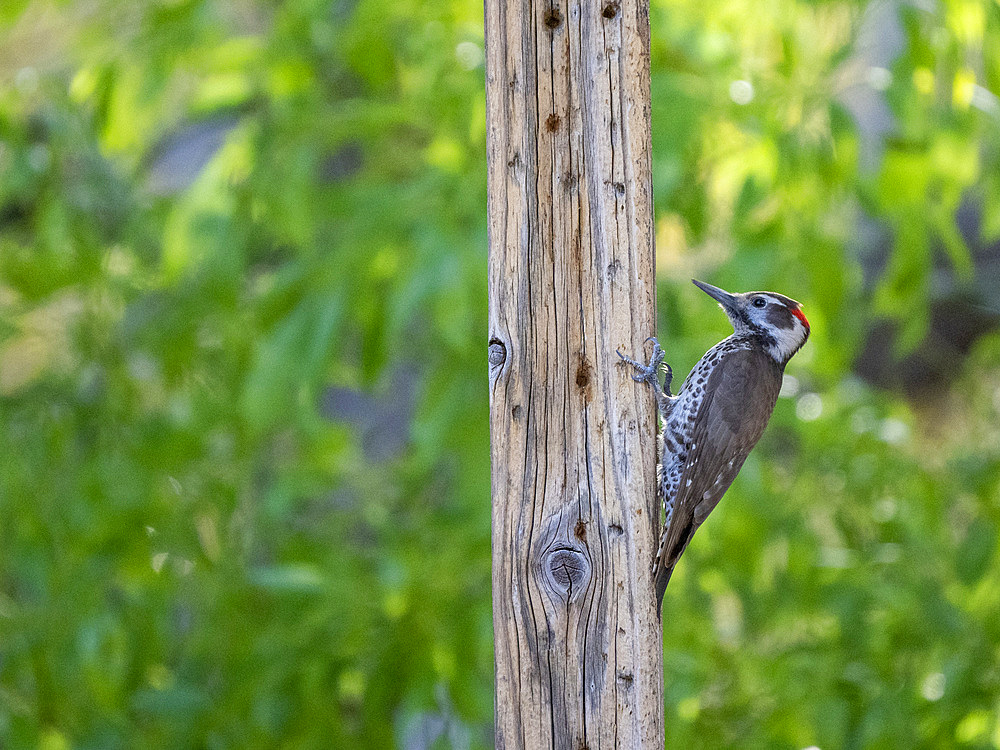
[791,306,810,332]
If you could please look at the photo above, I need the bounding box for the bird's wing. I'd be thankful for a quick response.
[658,348,782,577]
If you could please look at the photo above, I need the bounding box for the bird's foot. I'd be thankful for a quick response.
[618,338,675,417]
[662,361,673,398]
[616,337,666,391]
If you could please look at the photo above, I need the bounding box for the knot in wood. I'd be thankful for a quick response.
[543,7,563,28]
[488,338,507,368]
[542,545,590,601]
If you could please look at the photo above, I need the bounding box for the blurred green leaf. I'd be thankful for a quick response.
[955,518,997,586]
[249,564,326,594]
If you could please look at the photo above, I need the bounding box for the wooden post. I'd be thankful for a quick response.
[485,0,663,745]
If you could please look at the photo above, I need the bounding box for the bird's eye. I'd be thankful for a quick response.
[752,297,766,308]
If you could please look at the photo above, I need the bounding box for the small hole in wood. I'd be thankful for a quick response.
[602,2,619,18]
[545,113,561,132]
[544,7,563,28]
[574,520,587,541]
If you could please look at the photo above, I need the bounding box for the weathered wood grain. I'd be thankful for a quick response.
[485,0,663,745]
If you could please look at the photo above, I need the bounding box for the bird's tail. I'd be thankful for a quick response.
[652,515,695,617]
[654,558,674,617]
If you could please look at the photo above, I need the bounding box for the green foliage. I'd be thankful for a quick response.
[1,0,999,748]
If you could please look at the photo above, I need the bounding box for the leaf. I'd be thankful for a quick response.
[240,293,344,431]
[955,518,997,586]
[249,563,326,593]
[929,204,972,277]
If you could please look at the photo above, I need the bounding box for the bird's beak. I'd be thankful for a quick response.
[692,279,740,316]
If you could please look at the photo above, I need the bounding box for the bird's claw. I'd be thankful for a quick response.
[618,337,674,416]
[616,338,667,388]
[662,362,673,397]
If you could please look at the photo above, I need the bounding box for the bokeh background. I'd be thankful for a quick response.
[2,0,1000,747]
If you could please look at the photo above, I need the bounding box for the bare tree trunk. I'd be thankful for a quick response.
[485,0,663,745]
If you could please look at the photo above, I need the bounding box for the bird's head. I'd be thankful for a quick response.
[692,279,810,364]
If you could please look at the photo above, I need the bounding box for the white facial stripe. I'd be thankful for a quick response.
[766,318,808,361]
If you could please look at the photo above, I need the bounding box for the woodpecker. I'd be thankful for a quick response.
[618,279,810,614]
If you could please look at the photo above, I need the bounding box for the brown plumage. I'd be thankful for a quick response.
[653,346,782,602]
[618,280,810,614]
